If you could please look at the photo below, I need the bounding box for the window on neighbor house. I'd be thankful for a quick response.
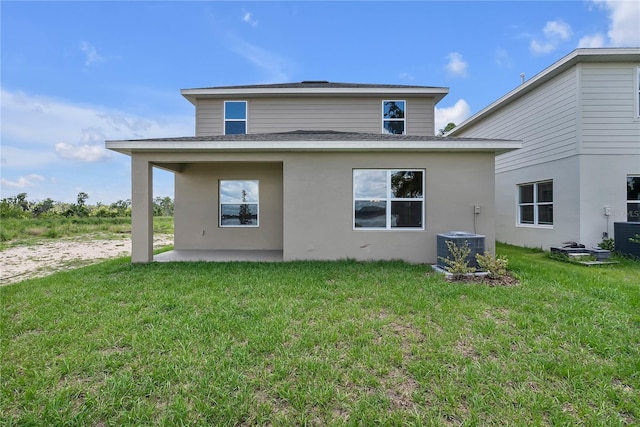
[637,67,640,118]
[382,101,406,134]
[224,101,247,135]
[627,175,640,222]
[518,180,553,226]
[353,169,424,229]
[219,180,258,227]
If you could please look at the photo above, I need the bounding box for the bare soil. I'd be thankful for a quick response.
[0,234,173,286]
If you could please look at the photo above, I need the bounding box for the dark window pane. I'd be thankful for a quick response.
[221,204,258,225]
[225,101,246,119]
[537,182,553,203]
[627,177,640,200]
[520,205,534,224]
[383,121,405,135]
[383,101,405,119]
[355,201,386,228]
[628,203,640,222]
[391,171,423,198]
[538,204,553,225]
[519,185,533,203]
[225,121,246,135]
[391,201,422,227]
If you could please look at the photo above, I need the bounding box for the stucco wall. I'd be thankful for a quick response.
[156,151,496,264]
[174,162,283,250]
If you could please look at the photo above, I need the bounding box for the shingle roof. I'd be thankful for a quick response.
[120,130,512,143]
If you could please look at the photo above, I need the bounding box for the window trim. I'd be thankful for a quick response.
[219,179,259,228]
[381,100,407,135]
[627,174,640,222]
[224,100,247,135]
[353,169,425,231]
[636,67,640,119]
[516,180,553,228]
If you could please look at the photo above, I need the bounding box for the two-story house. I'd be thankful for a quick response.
[448,48,640,250]
[106,81,519,263]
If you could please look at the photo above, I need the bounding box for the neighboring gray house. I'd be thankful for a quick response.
[106,81,519,263]
[448,48,640,249]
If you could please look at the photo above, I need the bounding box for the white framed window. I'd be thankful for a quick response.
[517,180,553,226]
[627,175,640,222]
[219,180,258,227]
[353,169,424,230]
[636,67,640,118]
[224,101,247,135]
[382,100,406,134]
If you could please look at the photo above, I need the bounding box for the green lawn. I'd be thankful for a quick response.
[1,244,639,426]
[0,217,173,250]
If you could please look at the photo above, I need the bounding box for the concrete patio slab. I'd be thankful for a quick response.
[154,249,283,263]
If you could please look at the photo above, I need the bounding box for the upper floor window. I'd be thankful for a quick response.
[518,180,553,226]
[224,101,247,135]
[220,179,259,227]
[628,175,639,222]
[382,101,406,135]
[354,169,424,230]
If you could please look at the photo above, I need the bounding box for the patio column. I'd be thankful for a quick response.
[131,155,153,263]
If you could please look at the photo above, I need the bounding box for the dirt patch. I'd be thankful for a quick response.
[0,234,173,286]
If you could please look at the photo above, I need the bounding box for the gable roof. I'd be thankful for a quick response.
[447,48,640,136]
[181,81,449,105]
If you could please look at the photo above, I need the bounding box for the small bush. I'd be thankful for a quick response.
[476,252,509,279]
[439,239,475,279]
[599,238,615,251]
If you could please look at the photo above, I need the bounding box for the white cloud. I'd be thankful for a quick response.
[578,33,607,48]
[586,0,640,46]
[79,41,105,66]
[1,174,46,188]
[445,52,468,77]
[0,87,193,168]
[530,20,572,55]
[434,99,471,135]
[242,11,258,27]
[55,142,112,162]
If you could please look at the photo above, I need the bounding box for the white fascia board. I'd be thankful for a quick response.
[181,87,450,105]
[106,139,521,155]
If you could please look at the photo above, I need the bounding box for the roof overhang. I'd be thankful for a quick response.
[181,86,450,106]
[448,48,640,135]
[106,138,521,156]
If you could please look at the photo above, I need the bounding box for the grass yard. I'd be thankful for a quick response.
[0,217,173,250]
[1,244,639,426]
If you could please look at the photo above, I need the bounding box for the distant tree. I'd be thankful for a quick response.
[32,198,55,217]
[438,122,457,136]
[153,196,174,216]
[238,190,252,225]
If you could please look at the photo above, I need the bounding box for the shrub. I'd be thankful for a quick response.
[476,252,509,279]
[438,239,475,279]
[599,238,615,251]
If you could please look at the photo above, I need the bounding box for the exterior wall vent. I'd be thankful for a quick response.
[437,231,485,269]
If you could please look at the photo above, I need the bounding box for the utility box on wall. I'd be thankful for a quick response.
[437,231,485,269]
[614,222,640,258]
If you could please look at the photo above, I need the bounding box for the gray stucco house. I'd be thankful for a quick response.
[448,48,640,250]
[106,81,519,263]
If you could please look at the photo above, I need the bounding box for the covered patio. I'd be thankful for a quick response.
[154,249,283,263]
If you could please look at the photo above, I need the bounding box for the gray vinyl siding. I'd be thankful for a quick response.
[195,99,222,136]
[456,68,579,174]
[579,63,640,155]
[195,96,436,136]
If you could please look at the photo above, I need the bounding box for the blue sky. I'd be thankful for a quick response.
[2,1,639,204]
